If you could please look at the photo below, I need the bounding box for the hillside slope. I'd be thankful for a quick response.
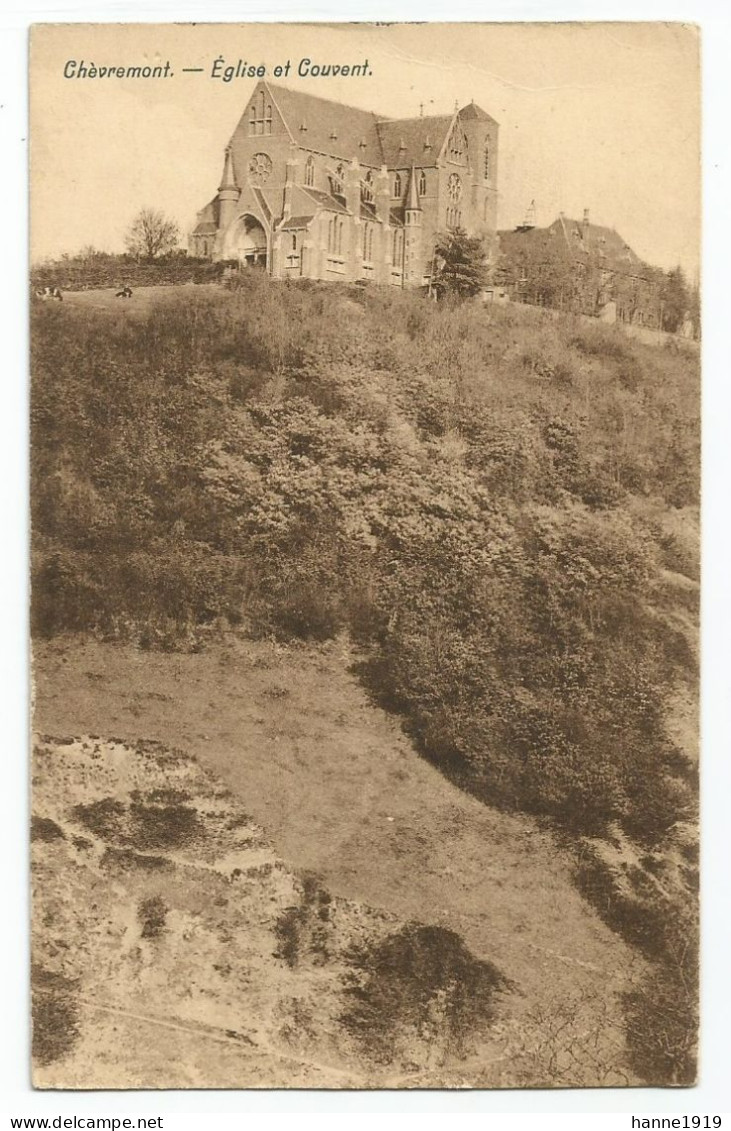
[31,276,699,1084]
[34,634,636,1088]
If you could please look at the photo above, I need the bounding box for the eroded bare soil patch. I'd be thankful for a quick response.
[32,636,640,1088]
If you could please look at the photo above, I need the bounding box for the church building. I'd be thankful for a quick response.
[189,80,499,288]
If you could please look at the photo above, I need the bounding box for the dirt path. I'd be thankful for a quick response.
[33,635,639,1015]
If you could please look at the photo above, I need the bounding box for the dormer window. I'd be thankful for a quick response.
[418,170,427,196]
[304,155,315,188]
[393,173,402,197]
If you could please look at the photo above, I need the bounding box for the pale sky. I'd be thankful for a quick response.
[30,22,700,277]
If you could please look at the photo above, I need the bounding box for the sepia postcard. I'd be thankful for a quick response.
[29,21,700,1090]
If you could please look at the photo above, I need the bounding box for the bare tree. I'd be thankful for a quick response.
[124,208,180,261]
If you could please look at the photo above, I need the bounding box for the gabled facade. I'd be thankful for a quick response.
[189,80,499,287]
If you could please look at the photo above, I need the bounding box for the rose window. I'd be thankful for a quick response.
[248,153,273,183]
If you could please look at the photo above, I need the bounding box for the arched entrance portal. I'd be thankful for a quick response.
[226,214,268,268]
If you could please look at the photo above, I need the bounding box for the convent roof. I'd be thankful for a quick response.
[551,215,643,267]
[499,214,652,277]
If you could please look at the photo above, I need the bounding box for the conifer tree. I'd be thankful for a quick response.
[432,229,488,299]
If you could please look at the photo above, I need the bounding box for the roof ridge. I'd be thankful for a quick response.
[263,79,390,122]
[378,113,454,125]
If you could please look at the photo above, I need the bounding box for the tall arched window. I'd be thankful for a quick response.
[393,173,402,197]
[304,156,315,187]
[362,169,374,204]
[392,227,404,266]
[291,233,298,251]
[447,206,462,230]
[418,170,426,196]
[328,215,344,255]
[484,142,490,180]
[448,125,465,163]
[330,163,345,197]
[250,95,270,137]
[447,173,462,225]
[362,222,373,261]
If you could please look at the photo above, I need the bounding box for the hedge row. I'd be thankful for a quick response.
[31,255,237,292]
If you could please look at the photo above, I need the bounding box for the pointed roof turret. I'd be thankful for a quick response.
[218,145,238,192]
[405,166,422,212]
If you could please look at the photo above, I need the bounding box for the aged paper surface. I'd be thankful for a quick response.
[29,22,700,1089]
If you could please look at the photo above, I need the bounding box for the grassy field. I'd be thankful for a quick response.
[45,282,221,314]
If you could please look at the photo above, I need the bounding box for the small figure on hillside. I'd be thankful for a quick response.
[680,311,695,340]
[35,286,63,301]
[115,286,133,299]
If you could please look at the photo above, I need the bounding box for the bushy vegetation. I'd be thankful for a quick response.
[31,251,234,293]
[575,841,699,1084]
[342,923,509,1066]
[31,273,699,1081]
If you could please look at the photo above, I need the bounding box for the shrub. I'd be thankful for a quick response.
[341,923,509,1065]
[32,967,80,1066]
[138,895,169,940]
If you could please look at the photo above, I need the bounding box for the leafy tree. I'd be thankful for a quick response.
[661,265,690,333]
[498,229,588,312]
[687,278,701,338]
[432,229,488,300]
[78,245,106,262]
[124,208,181,261]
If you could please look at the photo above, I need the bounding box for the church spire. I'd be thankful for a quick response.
[218,145,238,192]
